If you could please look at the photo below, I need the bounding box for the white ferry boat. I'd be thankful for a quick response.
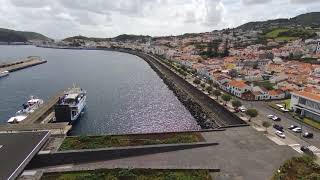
[7,96,44,124]
[55,87,86,123]
[0,70,9,78]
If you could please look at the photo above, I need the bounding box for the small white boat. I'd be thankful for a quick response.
[0,70,9,78]
[7,96,44,123]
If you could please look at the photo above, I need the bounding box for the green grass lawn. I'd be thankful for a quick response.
[303,118,320,130]
[41,169,212,180]
[272,155,320,180]
[284,99,291,109]
[265,28,289,38]
[59,132,204,151]
[253,81,275,90]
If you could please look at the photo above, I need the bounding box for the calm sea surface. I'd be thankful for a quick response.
[0,45,200,135]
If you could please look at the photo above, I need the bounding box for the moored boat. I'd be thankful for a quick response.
[7,96,44,123]
[0,70,9,78]
[54,86,86,123]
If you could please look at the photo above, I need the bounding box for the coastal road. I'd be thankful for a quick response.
[240,100,320,148]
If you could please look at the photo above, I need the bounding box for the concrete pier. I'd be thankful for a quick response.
[1,89,71,135]
[0,56,47,73]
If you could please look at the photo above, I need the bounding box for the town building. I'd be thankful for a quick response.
[290,91,320,122]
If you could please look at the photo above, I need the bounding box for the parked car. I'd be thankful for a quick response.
[276,104,284,108]
[280,108,289,112]
[272,116,281,121]
[273,124,284,132]
[267,115,275,119]
[292,127,302,133]
[288,125,298,130]
[303,132,314,138]
[239,106,247,112]
[275,131,286,138]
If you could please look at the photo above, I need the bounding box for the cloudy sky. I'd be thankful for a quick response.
[0,0,319,39]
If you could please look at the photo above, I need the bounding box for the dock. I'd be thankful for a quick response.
[0,56,47,72]
[0,88,72,135]
[0,123,71,135]
[21,89,65,124]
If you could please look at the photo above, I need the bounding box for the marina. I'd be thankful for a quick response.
[0,45,199,135]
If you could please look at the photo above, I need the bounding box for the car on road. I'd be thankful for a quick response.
[303,132,314,138]
[239,106,247,112]
[292,127,302,133]
[300,146,310,152]
[273,124,284,132]
[275,131,286,138]
[272,116,281,121]
[280,107,289,112]
[276,104,284,108]
[267,115,275,119]
[288,125,298,130]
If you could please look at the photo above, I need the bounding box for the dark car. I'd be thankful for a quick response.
[288,125,298,130]
[300,146,309,152]
[303,132,314,138]
[273,124,284,132]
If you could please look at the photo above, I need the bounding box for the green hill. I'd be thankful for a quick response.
[238,12,320,30]
[0,28,52,42]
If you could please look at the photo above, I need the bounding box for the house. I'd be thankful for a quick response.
[290,91,320,122]
[226,80,251,98]
[268,90,285,100]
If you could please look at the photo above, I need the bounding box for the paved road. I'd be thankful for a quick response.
[36,127,297,180]
[240,100,320,147]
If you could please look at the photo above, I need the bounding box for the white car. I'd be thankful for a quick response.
[239,106,247,112]
[276,104,284,108]
[280,108,289,112]
[292,127,302,133]
[275,131,286,138]
[272,116,281,121]
[267,115,275,119]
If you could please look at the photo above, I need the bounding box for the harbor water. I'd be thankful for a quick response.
[0,45,200,135]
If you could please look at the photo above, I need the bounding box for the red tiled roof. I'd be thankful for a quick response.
[292,91,320,102]
[228,80,248,89]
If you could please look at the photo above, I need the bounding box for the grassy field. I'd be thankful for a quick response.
[265,28,289,38]
[272,155,320,180]
[253,81,275,90]
[59,132,204,151]
[284,99,291,109]
[41,169,212,180]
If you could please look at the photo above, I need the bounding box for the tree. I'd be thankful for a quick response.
[245,109,258,122]
[206,86,213,93]
[221,94,232,105]
[201,83,206,88]
[262,121,271,133]
[212,89,221,100]
[231,100,242,110]
[208,79,213,85]
[213,83,219,89]
[193,79,201,85]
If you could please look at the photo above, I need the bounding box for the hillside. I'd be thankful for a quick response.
[0,28,52,42]
[238,12,320,30]
[63,34,151,43]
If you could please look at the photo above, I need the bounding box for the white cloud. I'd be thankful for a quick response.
[0,0,319,39]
